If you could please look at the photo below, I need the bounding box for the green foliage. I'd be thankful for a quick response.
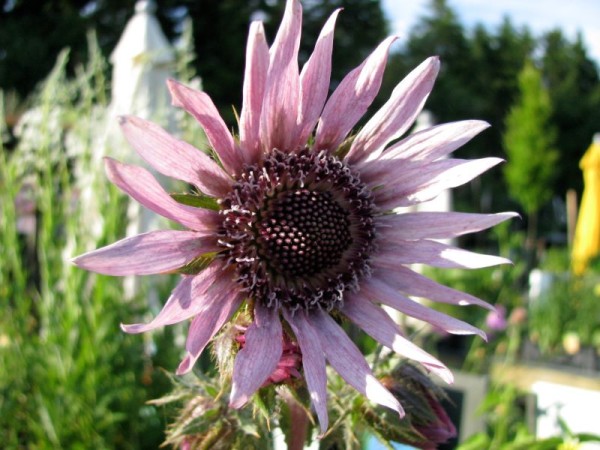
[0,0,95,97]
[154,371,278,450]
[0,35,177,449]
[528,270,600,355]
[503,61,558,216]
[459,381,600,450]
[157,356,453,450]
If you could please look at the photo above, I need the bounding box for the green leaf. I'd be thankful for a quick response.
[176,252,218,275]
[239,422,260,438]
[171,193,220,211]
[577,433,600,443]
[334,134,356,159]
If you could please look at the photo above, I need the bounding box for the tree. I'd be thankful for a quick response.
[503,60,558,250]
[469,19,535,155]
[0,0,98,99]
[541,30,600,195]
[401,0,474,121]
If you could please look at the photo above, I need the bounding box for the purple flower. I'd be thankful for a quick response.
[73,0,513,433]
[485,305,507,331]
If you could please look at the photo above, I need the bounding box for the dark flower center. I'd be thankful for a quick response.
[257,188,352,278]
[218,148,376,311]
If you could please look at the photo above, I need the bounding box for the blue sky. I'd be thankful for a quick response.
[382,0,600,65]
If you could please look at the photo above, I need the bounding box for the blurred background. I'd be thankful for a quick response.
[1,0,599,448]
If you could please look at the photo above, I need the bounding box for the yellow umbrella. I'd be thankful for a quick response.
[572,134,600,275]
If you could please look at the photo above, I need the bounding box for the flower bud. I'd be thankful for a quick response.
[380,362,457,449]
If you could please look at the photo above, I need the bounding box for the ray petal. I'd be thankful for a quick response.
[372,264,494,310]
[375,239,512,269]
[359,120,490,182]
[315,36,397,152]
[230,303,283,408]
[342,293,453,383]
[297,9,340,145]
[375,157,503,210]
[260,0,303,153]
[118,115,231,197]
[72,230,217,276]
[312,311,404,416]
[104,157,219,231]
[283,309,329,434]
[380,120,490,163]
[362,277,486,339]
[347,57,440,165]
[240,21,269,165]
[167,79,243,176]
[176,290,243,374]
[120,262,225,333]
[378,212,519,240]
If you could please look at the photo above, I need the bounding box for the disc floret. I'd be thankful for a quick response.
[219,148,376,311]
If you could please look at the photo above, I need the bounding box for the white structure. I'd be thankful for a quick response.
[108,0,175,150]
[528,268,554,301]
[107,0,176,233]
[107,0,176,301]
[532,381,600,449]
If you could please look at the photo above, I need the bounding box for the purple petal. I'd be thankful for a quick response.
[315,36,397,152]
[312,311,404,416]
[375,157,503,210]
[118,115,231,197]
[167,79,243,176]
[297,9,340,145]
[240,21,269,165]
[283,309,329,434]
[362,277,486,339]
[372,264,494,310]
[120,262,226,333]
[359,120,490,181]
[342,294,453,383]
[229,303,283,408]
[72,230,217,276]
[346,57,440,165]
[104,157,220,231]
[260,0,302,153]
[378,212,518,240]
[176,290,243,374]
[381,120,490,163]
[375,239,512,269]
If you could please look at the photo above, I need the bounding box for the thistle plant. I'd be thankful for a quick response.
[71,1,515,447]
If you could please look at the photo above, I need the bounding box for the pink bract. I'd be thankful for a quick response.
[73,0,514,434]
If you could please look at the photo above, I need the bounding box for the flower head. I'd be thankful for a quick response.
[485,304,507,331]
[73,0,514,433]
[381,363,457,449]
